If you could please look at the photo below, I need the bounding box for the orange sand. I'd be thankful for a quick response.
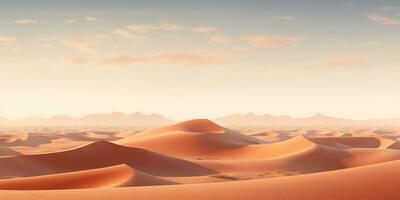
[0,119,399,200]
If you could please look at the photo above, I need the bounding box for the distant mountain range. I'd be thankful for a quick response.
[0,112,175,127]
[214,113,400,127]
[1,112,400,127]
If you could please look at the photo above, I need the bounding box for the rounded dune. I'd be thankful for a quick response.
[135,119,227,137]
[309,136,397,149]
[218,135,317,160]
[0,146,22,157]
[0,164,175,190]
[58,131,120,142]
[387,141,400,150]
[192,135,400,176]
[0,133,54,147]
[1,133,30,143]
[0,140,214,178]
[120,123,400,169]
[117,119,263,157]
[1,160,399,200]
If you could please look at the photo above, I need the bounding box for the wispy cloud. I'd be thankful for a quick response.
[0,35,17,46]
[64,19,77,24]
[309,57,368,66]
[99,52,228,66]
[367,13,399,25]
[113,23,183,40]
[15,19,37,24]
[126,24,158,33]
[272,16,294,20]
[210,35,230,44]
[159,23,184,31]
[126,23,183,33]
[246,35,304,48]
[192,26,218,33]
[112,29,144,40]
[62,56,90,64]
[84,16,101,22]
[61,40,100,54]
[0,35,18,51]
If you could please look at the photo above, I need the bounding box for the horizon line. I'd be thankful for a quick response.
[2,111,400,122]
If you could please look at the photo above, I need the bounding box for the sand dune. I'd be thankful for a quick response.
[309,136,397,149]
[118,119,262,157]
[0,140,214,178]
[118,121,400,180]
[0,132,55,147]
[189,135,400,177]
[0,119,399,199]
[121,125,400,166]
[387,141,400,150]
[0,146,22,157]
[141,119,226,135]
[120,119,227,141]
[0,165,174,190]
[56,131,120,142]
[1,159,399,200]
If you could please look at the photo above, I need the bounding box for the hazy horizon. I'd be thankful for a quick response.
[3,111,400,122]
[1,0,400,121]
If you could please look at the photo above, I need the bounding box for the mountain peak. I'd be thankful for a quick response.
[312,113,325,118]
[246,112,256,117]
[0,112,175,127]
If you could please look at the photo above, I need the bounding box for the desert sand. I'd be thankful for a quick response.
[0,119,399,200]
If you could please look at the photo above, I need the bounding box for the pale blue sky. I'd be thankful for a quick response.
[0,0,399,120]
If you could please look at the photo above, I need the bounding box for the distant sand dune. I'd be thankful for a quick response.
[0,133,54,147]
[309,136,397,149]
[0,146,22,157]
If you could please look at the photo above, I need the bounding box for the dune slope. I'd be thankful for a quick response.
[0,159,399,200]
[0,140,214,178]
[0,165,175,190]
[309,136,397,149]
[118,119,263,157]
[0,146,22,157]
[0,133,54,147]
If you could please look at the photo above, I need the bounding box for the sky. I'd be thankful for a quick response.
[0,0,400,121]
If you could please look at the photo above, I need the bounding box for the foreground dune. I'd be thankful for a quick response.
[0,140,213,178]
[0,165,175,190]
[0,159,398,200]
